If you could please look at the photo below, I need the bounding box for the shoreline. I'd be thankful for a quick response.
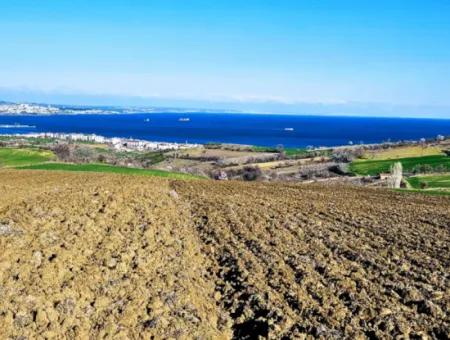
[0,131,446,153]
[0,132,200,152]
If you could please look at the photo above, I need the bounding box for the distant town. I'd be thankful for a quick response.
[1,132,199,151]
[0,100,236,115]
[0,101,128,115]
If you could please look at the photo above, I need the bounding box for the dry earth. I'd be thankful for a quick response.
[0,170,449,339]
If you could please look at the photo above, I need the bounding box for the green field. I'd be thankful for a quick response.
[407,174,450,190]
[0,148,55,167]
[350,155,450,176]
[251,146,330,158]
[252,146,308,156]
[16,162,202,180]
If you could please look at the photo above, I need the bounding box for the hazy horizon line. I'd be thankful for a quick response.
[1,87,450,119]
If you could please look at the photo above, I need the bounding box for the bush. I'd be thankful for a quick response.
[224,166,262,181]
[97,154,107,163]
[53,144,71,161]
[332,147,365,162]
[242,166,262,181]
[412,164,434,174]
[329,163,350,175]
[73,146,95,162]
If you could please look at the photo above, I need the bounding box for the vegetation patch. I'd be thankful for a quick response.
[0,147,55,167]
[406,174,450,190]
[252,145,307,156]
[16,162,202,179]
[350,155,450,176]
[363,145,443,160]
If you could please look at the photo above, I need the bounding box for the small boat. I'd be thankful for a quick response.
[179,118,190,122]
[284,127,294,131]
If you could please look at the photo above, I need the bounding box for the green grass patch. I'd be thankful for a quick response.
[350,155,450,176]
[251,146,320,158]
[284,148,309,157]
[251,146,279,153]
[0,136,56,144]
[16,162,202,180]
[406,174,450,190]
[0,147,55,167]
[135,152,165,165]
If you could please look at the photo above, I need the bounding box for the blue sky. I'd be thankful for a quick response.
[1,0,450,116]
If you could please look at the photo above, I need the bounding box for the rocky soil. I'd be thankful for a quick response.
[0,170,449,339]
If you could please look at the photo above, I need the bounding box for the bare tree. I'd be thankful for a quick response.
[53,144,71,161]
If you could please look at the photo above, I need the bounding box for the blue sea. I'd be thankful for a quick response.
[1,113,450,148]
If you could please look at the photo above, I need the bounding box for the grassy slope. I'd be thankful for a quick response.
[350,155,450,176]
[16,162,202,180]
[0,148,55,167]
[406,174,450,189]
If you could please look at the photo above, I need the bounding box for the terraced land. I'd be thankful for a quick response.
[0,170,449,339]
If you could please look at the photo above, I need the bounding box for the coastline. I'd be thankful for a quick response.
[0,132,200,152]
[0,130,445,154]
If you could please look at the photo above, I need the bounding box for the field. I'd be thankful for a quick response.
[350,154,450,176]
[0,147,200,179]
[175,147,271,159]
[363,145,443,160]
[252,146,309,157]
[0,148,55,167]
[407,174,450,192]
[0,170,448,339]
[16,162,201,180]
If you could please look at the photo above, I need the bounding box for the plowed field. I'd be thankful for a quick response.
[0,170,449,339]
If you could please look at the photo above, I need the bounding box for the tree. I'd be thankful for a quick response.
[387,162,402,188]
[53,144,71,161]
[73,146,94,162]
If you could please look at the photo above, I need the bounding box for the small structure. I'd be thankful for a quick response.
[379,173,391,180]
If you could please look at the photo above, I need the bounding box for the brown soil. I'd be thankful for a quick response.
[0,170,449,339]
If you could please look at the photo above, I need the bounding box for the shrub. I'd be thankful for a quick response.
[242,166,262,181]
[329,163,350,175]
[72,146,95,162]
[53,144,71,161]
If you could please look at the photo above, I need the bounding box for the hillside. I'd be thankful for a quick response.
[0,170,449,339]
